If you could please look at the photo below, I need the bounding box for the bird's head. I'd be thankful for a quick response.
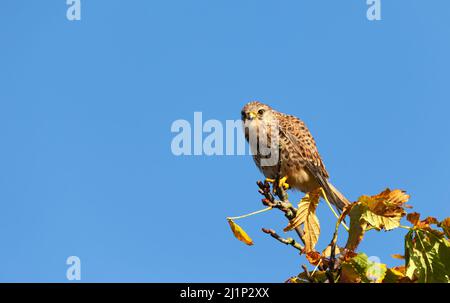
[241,101,273,125]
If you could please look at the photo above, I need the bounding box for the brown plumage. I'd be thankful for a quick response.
[241,101,349,211]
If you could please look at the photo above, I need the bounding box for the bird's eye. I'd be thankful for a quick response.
[258,109,265,115]
[241,110,246,118]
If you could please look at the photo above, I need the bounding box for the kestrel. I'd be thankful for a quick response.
[241,101,350,211]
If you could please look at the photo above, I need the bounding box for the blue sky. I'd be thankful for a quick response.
[0,0,449,282]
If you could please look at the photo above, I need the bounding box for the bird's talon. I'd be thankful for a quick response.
[278,176,290,191]
[265,177,290,193]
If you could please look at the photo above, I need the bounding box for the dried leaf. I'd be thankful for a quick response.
[345,204,367,251]
[284,189,320,232]
[322,245,341,258]
[359,189,409,231]
[406,213,445,237]
[383,267,406,283]
[407,212,420,226]
[306,251,322,266]
[423,217,439,225]
[439,218,450,239]
[340,262,362,283]
[391,254,405,260]
[284,189,321,253]
[345,189,410,252]
[303,211,320,253]
[227,219,253,246]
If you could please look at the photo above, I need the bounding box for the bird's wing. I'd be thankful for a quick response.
[276,114,328,177]
[275,114,337,200]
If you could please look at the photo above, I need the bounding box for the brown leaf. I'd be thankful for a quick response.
[306,251,322,266]
[356,189,410,232]
[392,265,406,274]
[407,212,420,226]
[345,204,367,251]
[363,189,410,215]
[407,213,442,235]
[340,263,361,283]
[227,219,253,246]
[383,267,406,283]
[423,216,439,225]
[391,254,405,260]
[439,217,450,238]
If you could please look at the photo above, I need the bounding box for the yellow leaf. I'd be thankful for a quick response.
[358,188,409,231]
[227,219,253,246]
[283,189,320,232]
[303,211,320,253]
[284,189,321,252]
[322,245,341,258]
[382,268,404,283]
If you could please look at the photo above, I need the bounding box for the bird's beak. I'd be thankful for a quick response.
[247,111,256,121]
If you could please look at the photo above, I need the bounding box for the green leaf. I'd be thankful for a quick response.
[405,228,450,282]
[340,253,387,283]
[361,209,402,231]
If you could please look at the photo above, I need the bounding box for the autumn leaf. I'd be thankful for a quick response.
[284,189,321,253]
[227,219,253,246]
[322,245,341,258]
[285,277,301,283]
[303,213,320,253]
[407,212,420,226]
[340,253,387,283]
[391,254,405,260]
[284,189,320,232]
[340,262,362,283]
[345,204,367,251]
[359,189,409,231]
[383,266,410,283]
[344,189,410,251]
[406,213,445,238]
[296,269,329,283]
[306,251,322,266]
[439,217,450,239]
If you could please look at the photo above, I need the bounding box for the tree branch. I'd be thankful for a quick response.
[262,228,304,251]
[257,180,306,246]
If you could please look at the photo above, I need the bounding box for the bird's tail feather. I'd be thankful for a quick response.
[323,182,350,212]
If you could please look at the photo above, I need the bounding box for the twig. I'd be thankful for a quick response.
[262,228,304,251]
[227,207,273,220]
[257,180,306,245]
[301,265,314,282]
